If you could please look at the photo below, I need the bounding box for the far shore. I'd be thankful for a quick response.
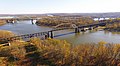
[104,28,120,32]
[0,20,6,26]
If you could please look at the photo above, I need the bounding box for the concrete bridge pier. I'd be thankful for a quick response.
[89,27,93,30]
[6,20,9,23]
[45,32,50,39]
[31,19,37,25]
[6,20,15,24]
[50,31,54,38]
[47,32,50,38]
[81,28,86,32]
[93,25,98,29]
[75,28,80,33]
[12,20,15,24]
[32,22,34,24]
[31,19,34,24]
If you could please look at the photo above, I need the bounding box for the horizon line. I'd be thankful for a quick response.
[0,12,120,15]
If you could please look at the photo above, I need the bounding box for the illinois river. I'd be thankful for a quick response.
[0,20,120,45]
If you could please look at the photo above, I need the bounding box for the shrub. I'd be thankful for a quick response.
[0,30,15,38]
[0,30,15,44]
[1,38,120,66]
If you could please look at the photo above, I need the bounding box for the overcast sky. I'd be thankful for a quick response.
[0,0,120,14]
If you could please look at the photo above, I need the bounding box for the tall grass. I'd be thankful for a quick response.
[0,30,15,44]
[0,30,15,38]
[0,38,120,66]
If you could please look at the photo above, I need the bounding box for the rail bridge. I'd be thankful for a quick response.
[53,23,77,28]
[0,19,120,44]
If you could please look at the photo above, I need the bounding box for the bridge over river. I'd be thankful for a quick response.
[0,19,119,44]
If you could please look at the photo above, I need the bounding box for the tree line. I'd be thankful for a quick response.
[36,16,94,27]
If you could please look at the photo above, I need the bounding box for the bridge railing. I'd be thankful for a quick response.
[0,31,48,43]
[52,27,74,31]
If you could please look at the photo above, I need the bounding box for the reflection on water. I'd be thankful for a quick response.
[0,20,52,35]
[0,20,120,44]
[55,30,120,45]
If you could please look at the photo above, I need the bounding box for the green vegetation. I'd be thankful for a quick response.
[36,16,94,27]
[0,38,120,66]
[0,20,6,26]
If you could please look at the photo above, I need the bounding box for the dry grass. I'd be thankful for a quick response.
[0,38,120,66]
[0,30,15,44]
[0,20,6,26]
[0,30,15,38]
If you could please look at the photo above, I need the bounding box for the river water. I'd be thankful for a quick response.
[0,20,120,45]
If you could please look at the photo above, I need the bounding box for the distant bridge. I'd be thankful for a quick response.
[0,17,40,24]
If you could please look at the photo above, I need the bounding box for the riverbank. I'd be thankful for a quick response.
[0,30,15,44]
[0,30,15,38]
[104,28,120,32]
[105,22,120,32]
[0,20,6,26]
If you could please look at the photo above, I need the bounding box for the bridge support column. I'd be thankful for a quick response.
[47,32,50,38]
[92,26,97,29]
[45,35,48,39]
[75,28,80,33]
[89,27,93,30]
[45,32,50,39]
[31,19,34,24]
[81,28,86,32]
[31,19,37,24]
[6,20,9,23]
[50,31,54,38]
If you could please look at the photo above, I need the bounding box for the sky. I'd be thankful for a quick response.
[0,0,120,14]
